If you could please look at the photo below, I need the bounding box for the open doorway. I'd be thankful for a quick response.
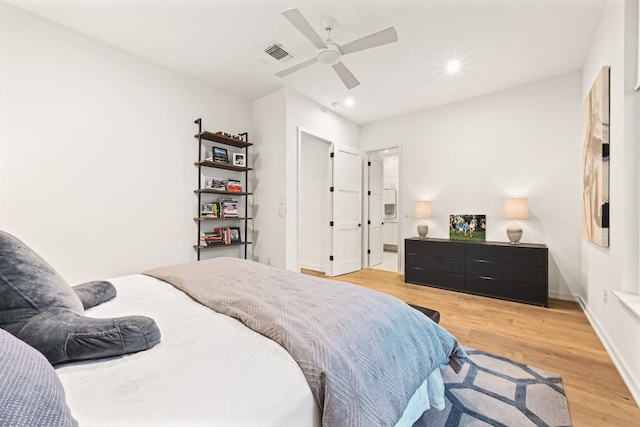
[367,147,400,273]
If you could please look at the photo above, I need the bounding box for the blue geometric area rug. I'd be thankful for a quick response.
[415,348,572,426]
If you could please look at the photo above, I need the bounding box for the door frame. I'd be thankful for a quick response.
[364,145,403,273]
[365,152,384,268]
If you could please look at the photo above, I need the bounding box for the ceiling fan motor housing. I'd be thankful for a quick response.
[317,43,341,65]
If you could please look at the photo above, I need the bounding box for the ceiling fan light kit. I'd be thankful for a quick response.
[276,8,398,89]
[317,44,341,65]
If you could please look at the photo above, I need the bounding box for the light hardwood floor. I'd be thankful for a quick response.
[302,268,640,427]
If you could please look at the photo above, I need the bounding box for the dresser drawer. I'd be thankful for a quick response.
[466,276,548,306]
[466,259,546,286]
[407,252,465,274]
[466,244,547,267]
[406,239,465,259]
[405,267,466,292]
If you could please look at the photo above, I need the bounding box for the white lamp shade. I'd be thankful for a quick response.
[414,201,432,219]
[504,198,528,220]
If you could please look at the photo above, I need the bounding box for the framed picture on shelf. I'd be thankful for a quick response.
[232,152,246,167]
[213,146,229,163]
[200,203,214,217]
[229,227,241,243]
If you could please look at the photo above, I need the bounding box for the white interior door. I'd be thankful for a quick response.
[328,144,362,276]
[368,154,383,267]
[299,133,331,272]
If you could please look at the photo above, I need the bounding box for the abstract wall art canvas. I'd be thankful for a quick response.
[449,214,486,241]
[582,66,610,247]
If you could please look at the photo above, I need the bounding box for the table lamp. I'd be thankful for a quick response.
[504,198,528,244]
[414,201,432,239]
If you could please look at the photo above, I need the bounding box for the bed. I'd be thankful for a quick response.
[3,253,465,426]
[56,273,321,426]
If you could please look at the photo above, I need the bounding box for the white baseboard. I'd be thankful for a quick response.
[299,263,325,273]
[578,297,640,406]
[549,290,578,301]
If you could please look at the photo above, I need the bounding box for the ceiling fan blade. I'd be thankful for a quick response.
[332,62,360,89]
[275,57,318,78]
[282,8,327,49]
[339,27,398,55]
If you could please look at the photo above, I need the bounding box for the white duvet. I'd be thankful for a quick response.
[56,274,321,427]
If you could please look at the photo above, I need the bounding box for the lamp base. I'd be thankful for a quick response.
[507,220,522,244]
[417,223,429,239]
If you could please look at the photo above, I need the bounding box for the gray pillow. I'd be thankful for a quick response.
[0,328,78,426]
[0,230,161,365]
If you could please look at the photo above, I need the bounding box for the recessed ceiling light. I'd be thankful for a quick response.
[344,97,355,107]
[446,60,461,74]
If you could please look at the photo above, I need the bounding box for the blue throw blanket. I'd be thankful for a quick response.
[144,257,466,427]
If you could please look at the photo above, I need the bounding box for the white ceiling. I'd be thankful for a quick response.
[6,0,606,124]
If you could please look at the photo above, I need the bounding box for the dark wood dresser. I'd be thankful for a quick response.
[405,237,548,307]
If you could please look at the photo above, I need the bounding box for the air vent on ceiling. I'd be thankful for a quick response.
[264,43,292,61]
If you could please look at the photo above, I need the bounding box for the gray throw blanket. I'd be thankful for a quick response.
[144,258,465,427]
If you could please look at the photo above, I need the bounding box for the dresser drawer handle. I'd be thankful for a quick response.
[413,267,423,271]
[479,276,497,280]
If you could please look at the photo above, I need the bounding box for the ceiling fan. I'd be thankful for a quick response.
[275,8,398,89]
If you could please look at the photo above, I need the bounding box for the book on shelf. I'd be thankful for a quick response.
[206,178,228,191]
[226,179,243,193]
[199,227,241,246]
[200,230,224,246]
[218,198,239,218]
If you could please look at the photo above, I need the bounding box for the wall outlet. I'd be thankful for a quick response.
[603,289,608,304]
[267,256,272,265]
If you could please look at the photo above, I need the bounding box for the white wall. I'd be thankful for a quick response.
[361,72,583,301]
[0,3,251,284]
[251,90,287,268]
[252,88,359,271]
[580,0,640,406]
